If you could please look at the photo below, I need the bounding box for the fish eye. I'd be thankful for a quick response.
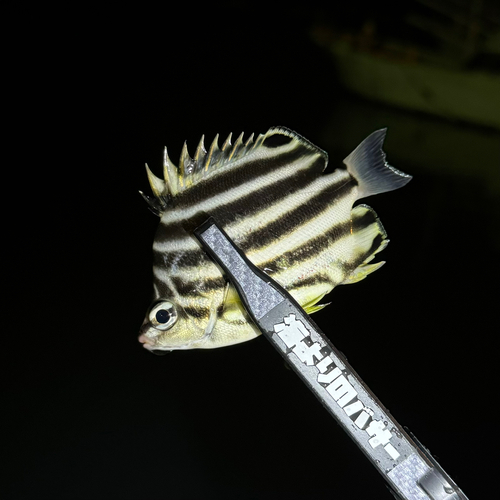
[149,301,177,331]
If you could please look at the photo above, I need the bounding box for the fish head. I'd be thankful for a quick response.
[138,280,224,352]
[139,292,217,352]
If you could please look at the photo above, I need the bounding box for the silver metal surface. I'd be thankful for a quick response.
[195,220,469,500]
[388,454,431,500]
[418,468,461,500]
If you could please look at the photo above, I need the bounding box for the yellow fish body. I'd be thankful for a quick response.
[139,127,411,352]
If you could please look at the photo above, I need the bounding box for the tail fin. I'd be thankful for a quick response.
[344,129,411,200]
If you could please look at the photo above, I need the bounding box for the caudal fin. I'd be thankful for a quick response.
[344,129,411,200]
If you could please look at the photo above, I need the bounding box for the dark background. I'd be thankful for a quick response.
[5,2,499,499]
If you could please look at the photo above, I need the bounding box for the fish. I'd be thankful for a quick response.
[138,127,411,352]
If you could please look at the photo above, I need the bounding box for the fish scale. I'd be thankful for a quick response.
[139,127,411,351]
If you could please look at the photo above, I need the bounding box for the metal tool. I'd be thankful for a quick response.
[194,217,468,500]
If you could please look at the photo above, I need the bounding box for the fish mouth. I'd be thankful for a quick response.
[137,325,211,352]
[138,334,171,355]
[138,320,156,349]
[138,323,167,352]
[138,333,156,350]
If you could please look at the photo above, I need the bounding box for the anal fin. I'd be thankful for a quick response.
[341,261,385,284]
[303,302,331,314]
[301,290,330,315]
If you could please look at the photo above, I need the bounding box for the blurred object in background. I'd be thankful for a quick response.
[321,94,500,197]
[311,0,500,130]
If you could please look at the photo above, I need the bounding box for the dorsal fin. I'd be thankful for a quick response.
[144,131,257,201]
[343,129,412,199]
[142,127,328,213]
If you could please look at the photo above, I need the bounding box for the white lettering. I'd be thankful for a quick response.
[366,419,393,449]
[318,366,341,385]
[274,319,305,349]
[384,443,400,460]
[354,411,371,429]
[343,400,363,417]
[274,313,398,461]
[293,340,323,366]
[316,355,334,373]
[274,314,324,365]
[325,374,358,408]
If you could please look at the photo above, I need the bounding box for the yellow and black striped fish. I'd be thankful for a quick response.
[138,127,411,352]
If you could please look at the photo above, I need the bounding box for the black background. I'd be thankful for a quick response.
[5,2,499,499]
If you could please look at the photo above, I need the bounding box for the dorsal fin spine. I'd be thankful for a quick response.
[179,142,192,188]
[205,134,220,172]
[163,146,179,196]
[145,163,166,198]
[221,132,232,152]
[228,132,244,161]
[244,133,254,147]
[139,190,165,216]
[253,132,266,150]
[193,135,207,180]
[194,135,206,163]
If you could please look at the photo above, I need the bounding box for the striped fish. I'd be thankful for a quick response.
[138,127,411,352]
